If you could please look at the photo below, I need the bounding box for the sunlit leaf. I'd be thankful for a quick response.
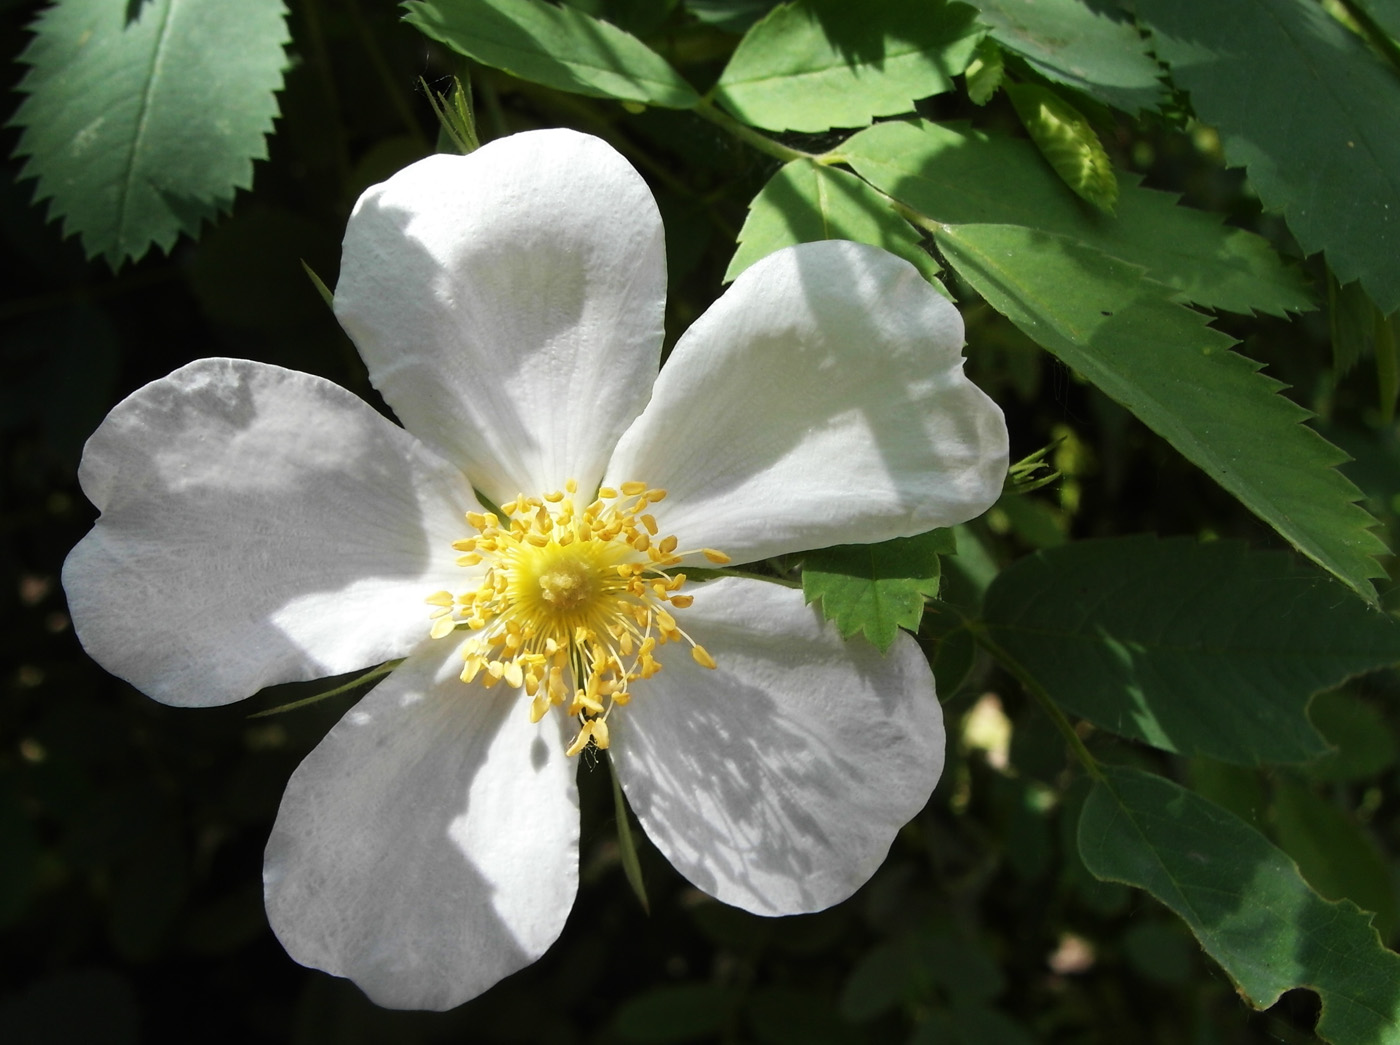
[1080,766,1400,1043]
[726,158,938,283]
[936,224,1386,598]
[713,0,981,131]
[10,0,289,267]
[803,529,954,652]
[1005,82,1117,213]
[842,119,1313,317]
[403,0,699,108]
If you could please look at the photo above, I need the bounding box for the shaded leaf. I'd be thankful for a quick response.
[1005,82,1117,213]
[1272,777,1399,941]
[1306,688,1399,784]
[725,158,938,282]
[1080,765,1400,1043]
[803,529,954,651]
[713,0,981,131]
[615,984,741,1043]
[10,0,290,267]
[982,536,1400,763]
[1137,0,1400,311]
[403,0,699,108]
[965,0,1166,113]
[842,119,1313,317]
[935,223,1385,598]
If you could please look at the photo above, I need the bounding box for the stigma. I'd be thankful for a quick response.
[425,479,727,756]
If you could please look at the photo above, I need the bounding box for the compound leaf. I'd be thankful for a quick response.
[842,119,1312,317]
[935,223,1385,598]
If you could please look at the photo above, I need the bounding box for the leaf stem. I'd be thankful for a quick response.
[608,754,650,913]
[964,619,1105,782]
[693,98,820,164]
[248,660,401,718]
[1334,0,1400,77]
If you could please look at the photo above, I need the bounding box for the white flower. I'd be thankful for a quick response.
[61,129,1008,1010]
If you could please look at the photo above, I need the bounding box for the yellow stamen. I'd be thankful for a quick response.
[427,480,726,756]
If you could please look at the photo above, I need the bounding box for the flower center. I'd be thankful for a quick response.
[426,479,729,756]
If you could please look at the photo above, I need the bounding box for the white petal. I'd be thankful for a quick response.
[335,129,667,505]
[610,577,943,916]
[264,640,579,1011]
[62,359,475,707]
[606,241,1008,564]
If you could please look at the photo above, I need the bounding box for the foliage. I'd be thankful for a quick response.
[5,0,1400,1042]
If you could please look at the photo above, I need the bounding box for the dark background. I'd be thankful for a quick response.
[2,1,1396,1042]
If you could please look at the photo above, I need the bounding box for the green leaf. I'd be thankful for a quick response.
[841,119,1313,317]
[1136,0,1400,312]
[803,528,955,652]
[1306,688,1400,784]
[934,223,1386,599]
[10,0,289,268]
[725,158,939,283]
[614,984,741,1043]
[609,755,649,914]
[403,0,699,109]
[965,0,1166,113]
[1271,776,1400,941]
[981,536,1400,763]
[1350,0,1400,44]
[963,36,1004,105]
[1329,275,1379,378]
[1005,82,1116,213]
[713,0,982,132]
[1079,765,1400,1043]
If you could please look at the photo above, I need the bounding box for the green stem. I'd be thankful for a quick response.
[248,660,401,718]
[609,754,650,913]
[693,98,820,164]
[347,0,429,149]
[1334,0,1400,77]
[964,619,1105,782]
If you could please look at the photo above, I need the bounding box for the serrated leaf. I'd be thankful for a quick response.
[803,529,955,651]
[1005,82,1116,213]
[403,0,699,109]
[1136,0,1400,312]
[935,223,1386,598]
[981,536,1400,763]
[1079,766,1400,1043]
[1271,777,1399,940]
[964,36,1004,105]
[725,158,939,283]
[713,0,982,132]
[10,0,289,268]
[841,119,1313,317]
[1330,275,1379,377]
[965,0,1166,113]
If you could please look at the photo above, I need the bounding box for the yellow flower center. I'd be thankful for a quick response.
[425,479,730,756]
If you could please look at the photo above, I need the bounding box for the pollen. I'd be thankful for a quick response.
[425,481,721,756]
